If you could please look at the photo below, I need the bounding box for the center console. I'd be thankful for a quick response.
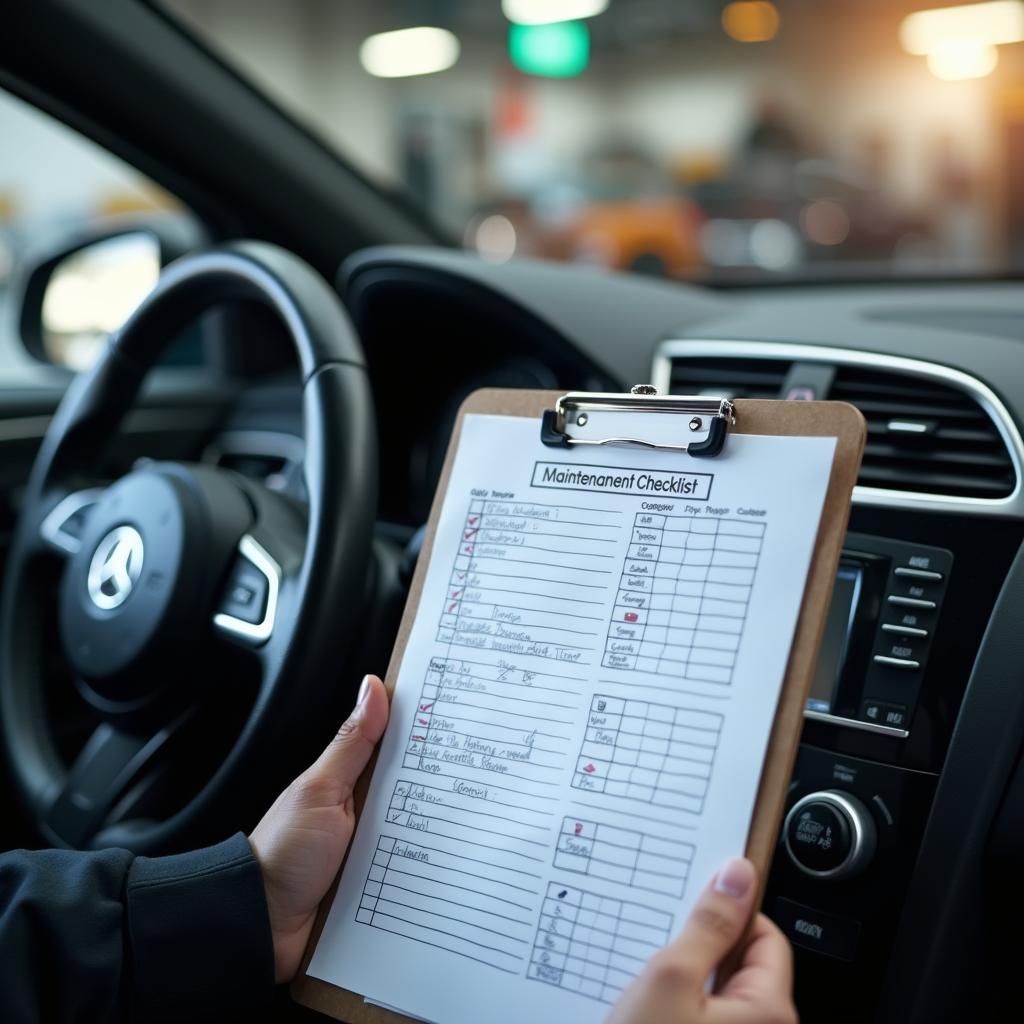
[804,534,952,736]
[764,506,1022,1022]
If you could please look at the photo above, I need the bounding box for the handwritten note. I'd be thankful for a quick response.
[307,413,835,1023]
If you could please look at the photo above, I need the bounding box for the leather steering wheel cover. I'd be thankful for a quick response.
[0,242,377,852]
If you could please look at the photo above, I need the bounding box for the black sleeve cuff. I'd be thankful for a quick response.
[126,832,275,1022]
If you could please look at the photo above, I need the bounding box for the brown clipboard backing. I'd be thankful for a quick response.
[292,390,866,1023]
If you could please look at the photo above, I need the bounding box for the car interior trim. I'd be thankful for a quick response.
[802,708,910,739]
[0,414,56,443]
[211,533,280,644]
[652,340,1024,516]
[201,429,305,467]
[39,488,105,556]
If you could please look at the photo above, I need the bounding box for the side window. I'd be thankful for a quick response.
[0,87,202,371]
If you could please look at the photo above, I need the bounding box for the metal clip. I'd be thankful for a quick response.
[540,387,735,458]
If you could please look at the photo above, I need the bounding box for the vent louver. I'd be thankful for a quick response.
[666,353,1017,500]
[830,366,1015,499]
[669,356,788,400]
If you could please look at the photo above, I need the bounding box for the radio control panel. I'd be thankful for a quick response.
[804,533,953,737]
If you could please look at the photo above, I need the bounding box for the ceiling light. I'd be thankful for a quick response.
[359,27,460,79]
[926,38,1000,80]
[900,1,1024,55]
[502,0,609,26]
[722,1,780,43]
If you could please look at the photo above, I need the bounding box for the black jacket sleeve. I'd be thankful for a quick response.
[0,833,276,1023]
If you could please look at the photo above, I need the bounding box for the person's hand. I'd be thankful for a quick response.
[607,858,796,1024]
[249,674,389,983]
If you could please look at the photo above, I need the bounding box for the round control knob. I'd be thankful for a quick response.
[783,790,877,880]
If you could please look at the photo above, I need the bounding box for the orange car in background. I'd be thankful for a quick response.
[539,191,705,278]
[467,148,706,278]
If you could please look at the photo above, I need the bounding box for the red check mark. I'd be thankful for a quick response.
[468,515,479,525]
[464,528,478,539]
[455,572,467,581]
[418,717,428,725]
[420,701,434,711]
[450,588,463,599]
[624,612,639,623]
[583,763,596,774]
[463,544,474,555]
[447,601,459,613]
[574,822,583,835]
[412,735,425,741]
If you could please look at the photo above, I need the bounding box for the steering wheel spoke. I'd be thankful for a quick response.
[42,718,185,848]
[212,534,282,645]
[38,487,105,557]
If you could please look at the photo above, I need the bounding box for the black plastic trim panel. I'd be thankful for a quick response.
[878,536,1024,1022]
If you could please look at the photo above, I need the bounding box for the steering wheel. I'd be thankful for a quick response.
[0,242,376,854]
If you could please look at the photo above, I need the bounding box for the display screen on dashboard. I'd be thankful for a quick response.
[806,563,863,713]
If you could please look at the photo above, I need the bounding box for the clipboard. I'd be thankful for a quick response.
[292,386,866,1023]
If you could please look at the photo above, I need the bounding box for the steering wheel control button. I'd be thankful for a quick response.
[213,535,280,644]
[218,560,270,626]
[771,898,861,962]
[783,790,877,880]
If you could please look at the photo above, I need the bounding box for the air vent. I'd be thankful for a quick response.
[669,356,789,399]
[216,451,288,482]
[664,350,1018,501]
[830,366,1015,499]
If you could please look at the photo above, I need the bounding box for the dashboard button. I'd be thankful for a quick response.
[861,700,886,724]
[890,575,943,603]
[783,791,877,880]
[771,898,861,961]
[873,654,921,670]
[217,560,269,626]
[785,800,851,873]
[881,637,922,660]
[887,595,936,611]
[881,623,928,638]
[894,566,943,581]
[881,704,908,729]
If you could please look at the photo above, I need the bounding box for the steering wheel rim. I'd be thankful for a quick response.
[0,241,377,854]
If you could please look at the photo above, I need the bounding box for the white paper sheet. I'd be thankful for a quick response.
[307,412,836,1024]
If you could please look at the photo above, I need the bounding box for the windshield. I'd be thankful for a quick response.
[166,0,1021,283]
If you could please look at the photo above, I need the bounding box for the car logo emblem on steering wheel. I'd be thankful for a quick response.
[87,526,145,611]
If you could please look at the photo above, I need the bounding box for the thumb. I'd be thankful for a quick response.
[311,674,390,797]
[666,857,757,986]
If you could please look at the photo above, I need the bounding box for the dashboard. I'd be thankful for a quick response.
[212,247,1024,1023]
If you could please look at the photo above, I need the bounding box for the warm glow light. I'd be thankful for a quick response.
[926,38,999,79]
[502,0,608,25]
[900,1,1024,55]
[722,1,780,43]
[800,200,851,246]
[359,27,460,78]
[473,214,518,262]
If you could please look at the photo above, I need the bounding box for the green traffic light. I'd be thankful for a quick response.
[508,20,590,77]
